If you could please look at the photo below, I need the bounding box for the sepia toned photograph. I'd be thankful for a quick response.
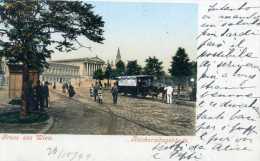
[0,0,197,136]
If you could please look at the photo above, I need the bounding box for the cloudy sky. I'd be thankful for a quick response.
[51,1,198,71]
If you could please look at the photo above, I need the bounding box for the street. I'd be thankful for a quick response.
[47,86,195,136]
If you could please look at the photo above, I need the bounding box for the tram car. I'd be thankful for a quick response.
[117,75,154,97]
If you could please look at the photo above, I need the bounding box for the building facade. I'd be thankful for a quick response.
[40,63,80,84]
[41,56,105,84]
[50,56,105,78]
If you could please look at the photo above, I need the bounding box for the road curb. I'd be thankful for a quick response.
[38,116,54,134]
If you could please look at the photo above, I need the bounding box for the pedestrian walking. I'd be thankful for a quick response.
[65,83,69,93]
[42,81,49,108]
[111,82,118,104]
[53,82,56,89]
[90,84,94,97]
[97,86,103,104]
[165,86,174,104]
[162,86,167,103]
[68,84,76,97]
[93,82,99,102]
[62,83,66,93]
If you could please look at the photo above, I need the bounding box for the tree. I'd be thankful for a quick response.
[115,60,125,76]
[169,47,192,94]
[93,68,104,80]
[143,56,164,80]
[104,63,112,86]
[0,1,104,116]
[191,61,197,80]
[126,60,142,75]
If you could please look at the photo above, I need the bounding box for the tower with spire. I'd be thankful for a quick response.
[115,48,121,65]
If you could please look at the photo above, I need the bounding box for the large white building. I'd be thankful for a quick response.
[40,56,105,83]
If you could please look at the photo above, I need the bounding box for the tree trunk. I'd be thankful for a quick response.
[107,78,110,88]
[20,64,29,117]
[177,83,181,97]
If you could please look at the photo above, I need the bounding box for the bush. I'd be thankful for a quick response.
[0,111,49,124]
[8,97,22,106]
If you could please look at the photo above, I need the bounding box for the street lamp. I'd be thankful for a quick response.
[190,78,196,101]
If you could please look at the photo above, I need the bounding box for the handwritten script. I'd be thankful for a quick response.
[197,1,260,153]
[152,1,260,161]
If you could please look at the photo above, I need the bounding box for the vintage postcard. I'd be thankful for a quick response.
[0,0,259,161]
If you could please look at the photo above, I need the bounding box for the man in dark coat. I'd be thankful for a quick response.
[34,80,44,111]
[68,84,75,97]
[42,81,49,108]
[93,82,99,102]
[111,82,118,104]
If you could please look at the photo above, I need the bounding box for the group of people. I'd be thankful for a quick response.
[62,82,76,97]
[90,81,103,104]
[26,80,49,111]
[90,81,119,105]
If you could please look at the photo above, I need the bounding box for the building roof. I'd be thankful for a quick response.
[50,56,105,64]
[48,62,79,69]
[116,48,121,59]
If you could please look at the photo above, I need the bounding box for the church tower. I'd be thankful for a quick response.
[115,48,121,65]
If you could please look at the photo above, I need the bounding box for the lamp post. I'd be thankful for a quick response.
[190,78,196,101]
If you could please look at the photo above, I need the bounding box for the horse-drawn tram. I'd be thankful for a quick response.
[117,75,154,97]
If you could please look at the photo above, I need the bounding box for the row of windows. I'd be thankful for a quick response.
[44,67,79,76]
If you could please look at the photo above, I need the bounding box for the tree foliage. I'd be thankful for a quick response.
[93,68,104,80]
[126,60,142,76]
[0,0,104,115]
[169,47,192,80]
[143,56,164,79]
[104,63,112,79]
[114,60,125,77]
[0,0,104,69]
[191,61,197,80]
[104,63,112,86]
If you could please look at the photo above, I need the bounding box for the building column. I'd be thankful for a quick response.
[90,63,93,76]
[86,63,89,76]
[88,63,91,76]
[92,64,94,75]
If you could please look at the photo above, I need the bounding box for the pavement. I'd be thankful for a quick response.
[0,86,53,134]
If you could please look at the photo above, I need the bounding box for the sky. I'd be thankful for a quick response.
[51,1,198,71]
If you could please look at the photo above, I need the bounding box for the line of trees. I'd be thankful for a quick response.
[94,47,196,95]
[93,57,165,81]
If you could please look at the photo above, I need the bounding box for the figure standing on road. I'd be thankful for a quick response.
[160,86,165,103]
[34,80,44,111]
[111,82,118,104]
[68,84,76,97]
[53,82,56,89]
[42,81,49,108]
[165,86,174,104]
[62,83,66,93]
[65,83,69,93]
[90,84,94,97]
[97,86,103,104]
[93,82,99,102]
